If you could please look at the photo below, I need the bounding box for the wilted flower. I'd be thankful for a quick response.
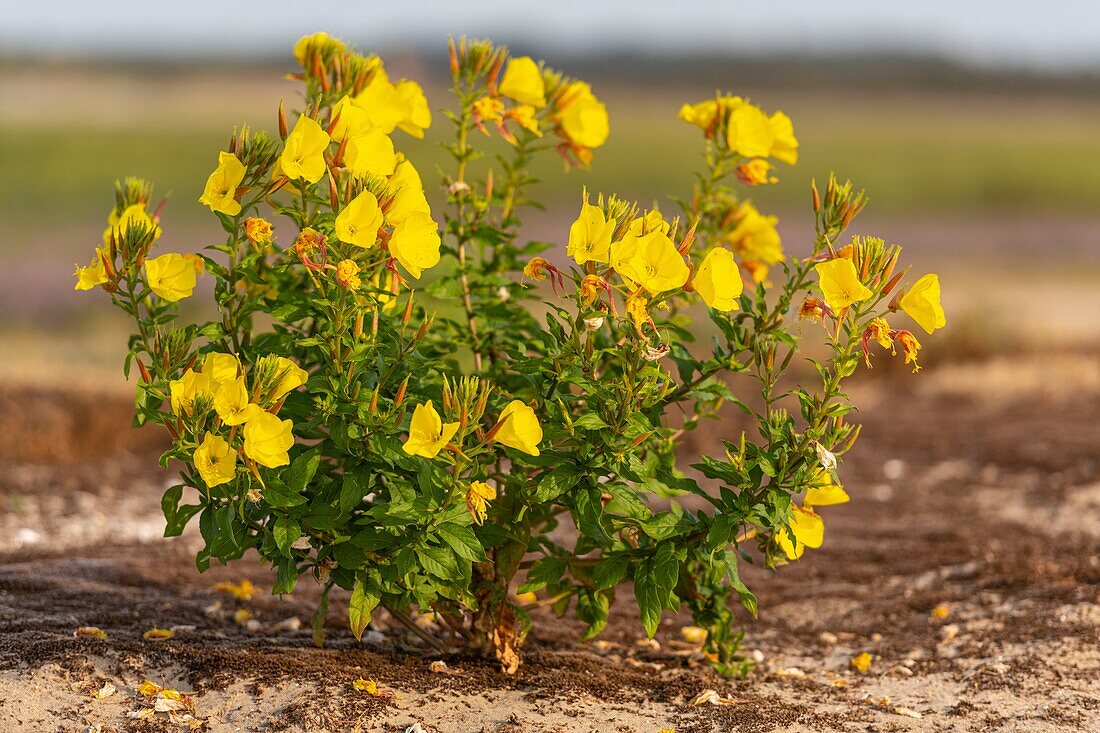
[466,480,497,524]
[244,217,274,248]
[336,259,362,289]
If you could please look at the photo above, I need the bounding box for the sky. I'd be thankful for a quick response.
[3,0,1099,71]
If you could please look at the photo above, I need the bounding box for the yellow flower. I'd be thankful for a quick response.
[776,505,824,560]
[498,56,546,108]
[280,115,330,184]
[199,151,245,216]
[402,401,460,458]
[567,202,615,266]
[473,96,505,124]
[102,203,161,246]
[394,80,432,138]
[625,294,649,326]
[678,99,723,130]
[145,253,198,302]
[899,274,946,334]
[267,356,309,401]
[895,330,922,373]
[330,95,373,142]
[629,210,670,237]
[170,368,214,416]
[344,128,397,179]
[336,259,361,289]
[804,471,849,508]
[726,202,784,281]
[293,32,345,67]
[612,231,690,295]
[386,157,431,225]
[694,247,743,312]
[335,191,384,248]
[244,217,274,247]
[466,481,497,525]
[202,352,241,389]
[354,74,409,134]
[727,102,774,158]
[243,411,294,468]
[388,212,441,279]
[214,377,262,426]
[493,400,543,456]
[194,432,237,488]
[815,258,873,310]
[505,105,542,138]
[735,158,777,186]
[557,82,609,149]
[74,248,109,291]
[768,111,799,165]
[579,274,604,305]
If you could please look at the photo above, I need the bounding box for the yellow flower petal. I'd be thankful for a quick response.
[899,273,946,334]
[815,258,873,310]
[493,400,543,456]
[402,401,460,458]
[694,247,743,312]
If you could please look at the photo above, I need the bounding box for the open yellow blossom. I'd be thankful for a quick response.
[330,95,372,142]
[629,209,670,237]
[726,202,784,283]
[896,330,922,373]
[815,258,873,310]
[388,212,441,279]
[776,505,824,560]
[694,247,744,312]
[557,82,609,149]
[145,253,198,302]
[736,158,777,186]
[386,157,431,224]
[199,151,245,216]
[625,294,649,326]
[194,432,237,488]
[402,401,460,458]
[267,356,309,401]
[567,202,615,265]
[612,231,690,295]
[336,259,361,289]
[244,217,274,247]
[74,248,109,291]
[280,115,330,184]
[214,377,263,426]
[243,411,294,468]
[466,481,497,525]
[170,368,214,416]
[336,191,384,248]
[498,56,546,108]
[768,111,799,165]
[678,98,723,130]
[727,102,774,158]
[102,203,161,246]
[805,471,850,508]
[473,96,505,124]
[344,128,397,179]
[493,400,543,456]
[354,74,409,134]
[202,352,241,389]
[899,273,946,334]
[394,80,432,138]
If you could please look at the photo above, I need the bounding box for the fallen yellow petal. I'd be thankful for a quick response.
[352,677,395,698]
[143,628,174,641]
[214,579,256,601]
[75,626,108,640]
[137,680,163,697]
[930,602,951,619]
[680,625,707,644]
[850,652,873,673]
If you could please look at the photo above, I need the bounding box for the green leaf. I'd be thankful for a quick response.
[417,544,462,580]
[273,515,299,557]
[518,556,566,593]
[283,450,321,493]
[576,589,610,640]
[349,572,381,641]
[593,555,629,590]
[634,563,661,638]
[262,478,308,508]
[436,523,488,562]
[339,469,370,515]
[533,467,581,502]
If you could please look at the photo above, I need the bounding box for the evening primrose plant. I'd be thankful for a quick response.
[76,33,945,677]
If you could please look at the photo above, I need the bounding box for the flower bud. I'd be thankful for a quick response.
[278,100,288,139]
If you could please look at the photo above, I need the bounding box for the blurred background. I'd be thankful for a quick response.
[3,0,1099,388]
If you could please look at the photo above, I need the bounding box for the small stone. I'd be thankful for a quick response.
[940,624,960,643]
[819,631,839,645]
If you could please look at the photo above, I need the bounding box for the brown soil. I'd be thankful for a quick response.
[1,355,1098,732]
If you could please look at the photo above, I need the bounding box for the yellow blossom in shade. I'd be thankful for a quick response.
[850,652,873,673]
[505,105,542,137]
[292,32,345,66]
[677,98,723,130]
[354,74,408,134]
[244,217,274,247]
[804,470,850,508]
[145,253,198,302]
[199,151,245,216]
[625,294,649,326]
[386,157,431,224]
[344,128,397,179]
[727,102,774,158]
[768,111,799,165]
[694,247,744,312]
[388,212,441,279]
[102,203,161,246]
[814,258,873,310]
[336,259,361,289]
[567,202,615,265]
[214,377,263,426]
[493,400,543,456]
[736,158,777,186]
[579,274,604,305]
[330,95,373,142]
[466,481,497,525]
[498,56,546,108]
[267,356,309,401]
[243,411,294,468]
[201,352,241,390]
[895,330,922,373]
[557,82,609,149]
[335,191,384,248]
[402,401,460,458]
[727,202,784,276]
[194,432,237,488]
[74,248,109,290]
[776,505,824,560]
[170,368,214,416]
[612,231,690,295]
[280,115,330,184]
[473,96,505,124]
[899,273,946,334]
[394,80,432,138]
[629,209,670,236]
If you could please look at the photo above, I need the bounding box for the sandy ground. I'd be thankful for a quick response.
[1,354,1099,732]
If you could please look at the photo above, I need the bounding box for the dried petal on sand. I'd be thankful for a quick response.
[850,652,873,673]
[143,628,174,641]
[74,626,108,640]
[690,689,740,706]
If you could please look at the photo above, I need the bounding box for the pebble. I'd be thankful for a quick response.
[819,631,839,645]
